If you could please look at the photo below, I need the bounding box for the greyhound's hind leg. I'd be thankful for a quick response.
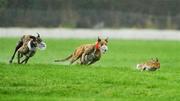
[17,52,22,64]
[9,41,23,64]
[70,56,81,64]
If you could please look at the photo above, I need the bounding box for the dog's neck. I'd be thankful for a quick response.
[28,40,37,51]
[93,42,101,57]
[95,42,100,50]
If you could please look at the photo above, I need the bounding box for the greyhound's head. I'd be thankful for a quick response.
[96,37,108,54]
[36,33,46,50]
[36,33,42,43]
[27,33,46,51]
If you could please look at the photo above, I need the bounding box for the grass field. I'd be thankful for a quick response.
[0,38,180,101]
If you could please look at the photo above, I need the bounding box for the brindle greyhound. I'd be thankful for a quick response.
[9,33,46,64]
[55,37,108,65]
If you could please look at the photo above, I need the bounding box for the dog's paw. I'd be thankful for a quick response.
[9,60,13,64]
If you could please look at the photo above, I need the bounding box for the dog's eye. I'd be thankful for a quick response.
[37,39,42,43]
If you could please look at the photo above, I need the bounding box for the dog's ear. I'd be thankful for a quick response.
[30,36,36,41]
[105,37,108,43]
[97,36,101,42]
[37,33,40,38]
[155,57,159,62]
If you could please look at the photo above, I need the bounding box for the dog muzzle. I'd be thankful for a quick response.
[100,45,108,54]
[38,42,46,50]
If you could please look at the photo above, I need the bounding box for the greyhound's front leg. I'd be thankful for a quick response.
[24,57,30,64]
[88,58,99,65]
[87,60,97,65]
[17,52,21,64]
[20,56,30,64]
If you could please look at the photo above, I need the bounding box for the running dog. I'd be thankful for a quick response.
[54,37,108,65]
[136,58,160,71]
[9,33,46,64]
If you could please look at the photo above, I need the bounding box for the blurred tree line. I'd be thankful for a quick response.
[0,0,180,29]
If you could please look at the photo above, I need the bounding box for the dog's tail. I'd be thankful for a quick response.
[54,54,73,62]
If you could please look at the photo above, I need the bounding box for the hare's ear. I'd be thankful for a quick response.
[150,58,154,61]
[37,33,40,38]
[97,36,101,42]
[155,57,159,62]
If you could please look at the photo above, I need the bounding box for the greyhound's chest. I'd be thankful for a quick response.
[18,43,36,56]
[18,45,29,54]
[84,52,101,64]
[26,51,36,57]
[85,53,95,62]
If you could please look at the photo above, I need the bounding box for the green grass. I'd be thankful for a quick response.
[0,38,180,101]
